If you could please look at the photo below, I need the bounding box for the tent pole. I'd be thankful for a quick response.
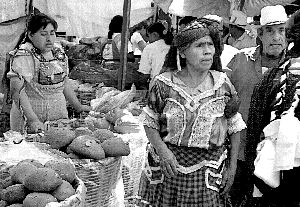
[118,0,131,91]
[153,3,159,23]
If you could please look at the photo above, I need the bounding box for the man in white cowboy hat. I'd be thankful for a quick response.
[225,4,288,206]
[246,8,300,206]
[224,10,257,50]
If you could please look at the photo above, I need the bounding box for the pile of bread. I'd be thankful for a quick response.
[0,159,82,207]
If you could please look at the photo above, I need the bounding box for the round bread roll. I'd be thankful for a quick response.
[23,193,57,207]
[44,159,76,183]
[69,135,105,159]
[23,168,62,192]
[101,137,130,157]
[92,129,115,143]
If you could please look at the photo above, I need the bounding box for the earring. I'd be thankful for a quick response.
[177,49,182,71]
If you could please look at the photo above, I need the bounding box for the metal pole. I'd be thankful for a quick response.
[118,0,131,91]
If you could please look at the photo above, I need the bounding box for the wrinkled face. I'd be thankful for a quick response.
[260,23,287,57]
[29,23,56,53]
[182,35,215,71]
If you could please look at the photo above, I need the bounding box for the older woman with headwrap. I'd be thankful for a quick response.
[138,19,246,206]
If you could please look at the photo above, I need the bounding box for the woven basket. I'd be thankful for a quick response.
[76,90,96,106]
[69,62,118,87]
[0,166,86,207]
[69,60,149,90]
[67,88,96,119]
[71,157,122,207]
[25,126,123,207]
[117,131,148,204]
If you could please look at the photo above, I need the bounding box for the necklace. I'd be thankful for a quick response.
[31,46,66,62]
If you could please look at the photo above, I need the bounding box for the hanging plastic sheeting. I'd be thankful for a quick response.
[154,0,173,12]
[0,0,30,22]
[154,0,231,18]
[0,17,27,92]
[32,0,154,38]
[242,0,295,17]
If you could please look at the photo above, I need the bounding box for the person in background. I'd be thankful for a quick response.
[130,21,148,57]
[200,14,240,69]
[246,8,300,207]
[226,5,288,206]
[157,19,174,46]
[138,22,170,84]
[2,13,90,133]
[178,16,197,31]
[102,15,134,62]
[138,19,245,206]
[224,10,257,50]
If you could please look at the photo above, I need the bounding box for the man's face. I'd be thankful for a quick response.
[260,23,287,57]
[147,32,157,43]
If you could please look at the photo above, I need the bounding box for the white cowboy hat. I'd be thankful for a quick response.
[260,5,288,26]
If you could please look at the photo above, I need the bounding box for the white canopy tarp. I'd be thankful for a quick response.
[0,0,30,22]
[154,0,231,18]
[154,0,296,18]
[242,0,295,17]
[33,0,154,38]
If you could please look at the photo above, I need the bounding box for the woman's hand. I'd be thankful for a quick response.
[28,120,44,133]
[220,163,237,195]
[158,147,179,178]
[224,91,240,118]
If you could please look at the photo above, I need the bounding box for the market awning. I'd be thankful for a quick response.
[154,0,297,18]
[154,0,231,18]
[32,0,154,38]
[0,0,31,22]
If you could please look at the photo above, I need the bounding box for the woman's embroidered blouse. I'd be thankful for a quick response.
[142,70,246,149]
[7,42,69,125]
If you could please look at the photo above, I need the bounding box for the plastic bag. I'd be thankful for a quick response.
[254,138,280,188]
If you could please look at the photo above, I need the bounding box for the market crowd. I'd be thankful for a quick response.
[136,4,300,207]
[1,3,300,207]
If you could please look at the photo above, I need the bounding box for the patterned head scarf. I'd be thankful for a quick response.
[161,19,222,73]
[173,19,221,53]
[174,20,210,52]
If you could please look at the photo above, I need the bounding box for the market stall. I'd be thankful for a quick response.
[0,2,150,207]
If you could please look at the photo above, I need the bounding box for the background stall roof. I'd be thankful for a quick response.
[153,0,298,18]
